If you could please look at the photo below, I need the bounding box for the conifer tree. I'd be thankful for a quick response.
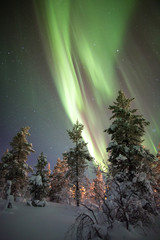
[152,143,160,208]
[152,143,160,188]
[90,167,106,208]
[49,157,70,203]
[30,152,49,203]
[105,91,154,181]
[0,149,12,198]
[1,127,34,198]
[47,162,51,176]
[0,153,5,198]
[157,143,160,159]
[104,90,157,227]
[63,120,93,206]
[80,175,91,204]
[155,143,160,187]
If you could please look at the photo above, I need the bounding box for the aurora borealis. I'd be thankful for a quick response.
[0,0,160,169]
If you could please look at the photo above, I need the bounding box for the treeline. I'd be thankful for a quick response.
[0,123,105,207]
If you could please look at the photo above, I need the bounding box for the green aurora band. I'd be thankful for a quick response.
[35,0,158,166]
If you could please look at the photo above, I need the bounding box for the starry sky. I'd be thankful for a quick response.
[0,0,160,170]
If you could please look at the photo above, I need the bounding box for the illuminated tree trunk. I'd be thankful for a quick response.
[75,155,80,207]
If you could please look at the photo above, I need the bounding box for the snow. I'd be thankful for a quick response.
[108,220,160,240]
[133,145,141,151]
[0,199,160,240]
[124,146,129,152]
[109,123,117,131]
[30,175,43,186]
[138,172,146,182]
[116,154,127,161]
[108,141,118,148]
[0,200,77,240]
[4,195,14,209]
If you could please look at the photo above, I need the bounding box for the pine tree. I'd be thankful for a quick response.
[0,153,5,198]
[47,162,51,176]
[155,143,160,187]
[152,143,160,208]
[90,167,106,208]
[80,175,91,204]
[105,91,154,180]
[49,157,70,203]
[104,90,157,228]
[1,127,34,199]
[63,120,93,206]
[0,149,12,198]
[30,152,50,203]
[157,143,160,160]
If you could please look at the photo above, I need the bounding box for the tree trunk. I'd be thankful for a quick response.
[76,151,80,207]
[76,180,80,207]
[75,140,80,207]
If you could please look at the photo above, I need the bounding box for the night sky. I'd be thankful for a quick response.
[0,0,160,170]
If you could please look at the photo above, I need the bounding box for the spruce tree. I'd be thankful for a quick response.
[90,167,106,208]
[104,90,157,227]
[63,120,93,206]
[0,149,13,198]
[152,143,160,208]
[49,157,70,203]
[0,153,5,198]
[157,143,160,160]
[1,127,34,199]
[30,152,49,203]
[47,162,51,176]
[154,143,160,187]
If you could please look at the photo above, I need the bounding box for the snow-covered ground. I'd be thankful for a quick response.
[0,199,160,240]
[0,199,77,240]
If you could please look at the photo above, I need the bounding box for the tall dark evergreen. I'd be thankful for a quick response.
[0,154,5,198]
[104,90,158,227]
[63,120,93,206]
[105,91,155,180]
[154,143,160,188]
[1,127,34,198]
[30,152,50,202]
[152,143,160,208]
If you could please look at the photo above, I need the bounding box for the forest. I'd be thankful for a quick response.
[0,90,160,240]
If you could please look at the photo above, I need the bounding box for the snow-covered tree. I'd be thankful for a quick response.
[104,90,158,228]
[30,152,50,203]
[157,143,160,160]
[4,180,14,209]
[80,176,91,203]
[154,143,160,187]
[70,176,91,205]
[47,162,51,176]
[1,127,34,199]
[89,167,106,208]
[49,157,70,203]
[63,120,93,206]
[152,143,160,208]
[0,155,6,198]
